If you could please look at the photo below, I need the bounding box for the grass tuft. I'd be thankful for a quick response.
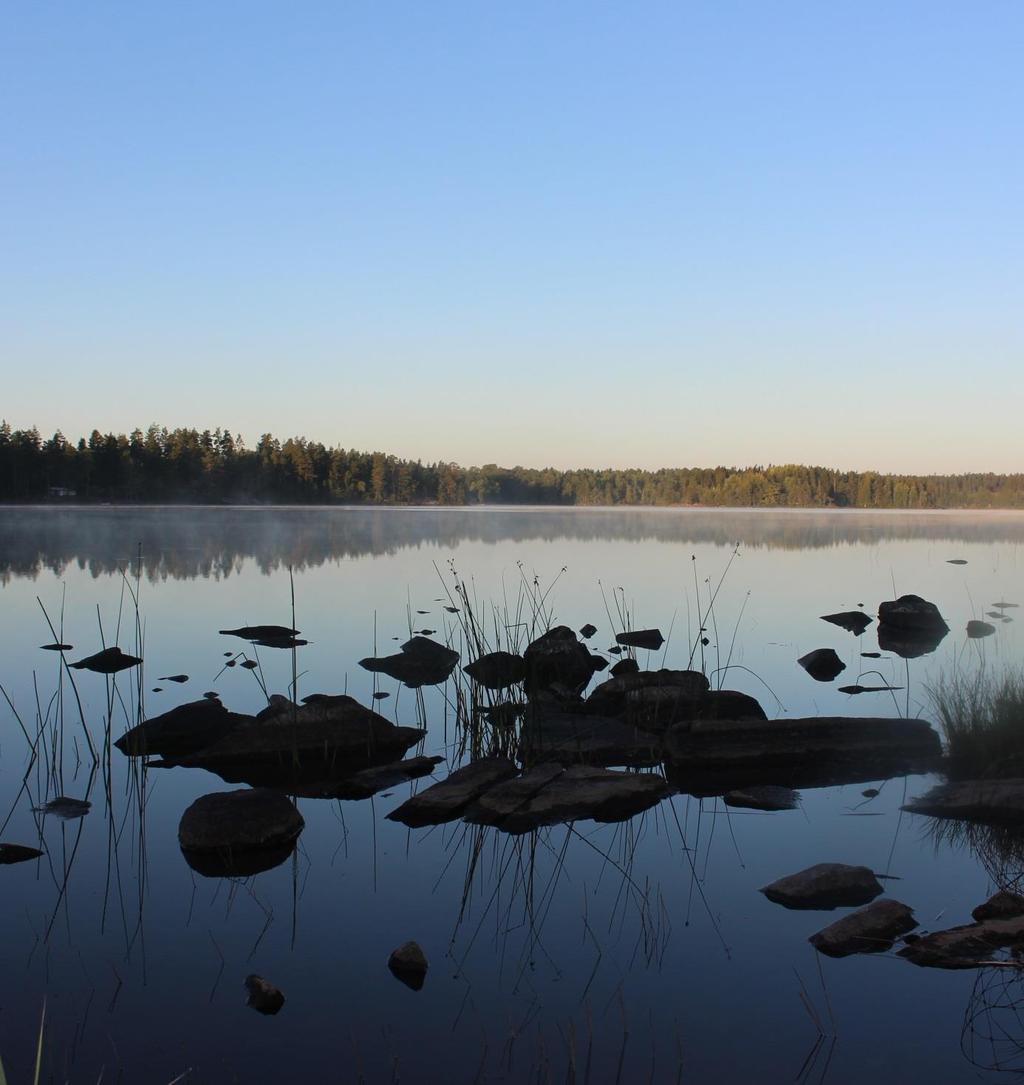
[929,666,1024,779]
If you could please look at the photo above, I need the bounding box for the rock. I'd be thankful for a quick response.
[39,643,73,651]
[625,687,766,732]
[372,691,389,700]
[877,623,948,658]
[166,695,424,766]
[388,941,428,990]
[967,620,996,639]
[220,625,299,641]
[820,612,873,635]
[253,636,308,649]
[386,758,518,827]
[464,764,566,826]
[589,654,609,672]
[615,629,665,651]
[159,674,189,683]
[464,651,527,689]
[798,648,846,682]
[610,658,639,677]
[482,702,527,726]
[809,900,917,957]
[838,684,902,695]
[360,636,460,687]
[115,698,244,757]
[518,709,663,767]
[947,559,968,565]
[245,974,285,1015]
[179,788,304,854]
[667,716,941,774]
[878,595,949,632]
[862,788,880,798]
[973,890,1024,922]
[35,797,90,819]
[760,863,884,910]
[241,660,259,669]
[579,623,598,639]
[903,779,1024,823]
[723,785,798,811]
[522,627,596,698]
[585,669,710,715]
[499,766,672,834]
[329,756,444,801]
[69,647,142,674]
[0,843,44,864]
[899,916,1024,969]
[861,651,881,658]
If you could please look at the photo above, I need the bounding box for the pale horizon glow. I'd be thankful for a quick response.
[2,3,1021,475]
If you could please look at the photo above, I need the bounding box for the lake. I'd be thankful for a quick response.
[1,505,1023,1083]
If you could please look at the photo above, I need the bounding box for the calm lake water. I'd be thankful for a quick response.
[1,506,1023,1083]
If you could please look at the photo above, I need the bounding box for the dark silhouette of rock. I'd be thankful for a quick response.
[761,863,883,910]
[820,612,873,635]
[35,797,90,819]
[615,629,665,651]
[166,694,424,766]
[877,623,948,658]
[723,785,798,811]
[589,654,609,672]
[861,651,882,658]
[115,698,243,757]
[610,658,640,677]
[878,594,949,631]
[585,669,710,716]
[903,779,1024,822]
[967,620,996,639]
[798,648,846,682]
[372,691,390,700]
[862,788,880,797]
[579,623,597,639]
[240,660,259,669]
[838,684,902,695]
[947,559,968,565]
[159,674,189,683]
[464,764,566,826]
[899,916,1024,969]
[360,636,460,687]
[482,701,527,726]
[203,691,219,700]
[254,636,308,649]
[388,942,428,990]
[973,890,1024,922]
[220,625,299,641]
[0,843,44,864]
[39,643,72,651]
[463,651,527,690]
[518,709,663,767]
[70,647,142,674]
[523,627,595,698]
[607,646,623,655]
[386,758,518,827]
[245,974,285,1015]
[179,789,304,862]
[625,687,766,731]
[810,900,917,957]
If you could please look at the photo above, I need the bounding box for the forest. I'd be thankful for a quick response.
[2,422,1023,508]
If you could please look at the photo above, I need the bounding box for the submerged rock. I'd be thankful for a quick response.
[388,941,428,990]
[35,797,91,819]
[973,890,1024,922]
[523,627,596,698]
[220,625,299,641]
[386,758,518,827]
[0,843,44,864]
[245,974,285,1015]
[360,636,460,687]
[329,756,444,801]
[723,785,798,811]
[761,863,884,910]
[903,779,1024,822]
[810,899,917,957]
[463,651,526,690]
[820,612,873,636]
[615,629,665,651]
[899,916,1024,969]
[798,648,846,682]
[115,698,243,757]
[967,620,996,639]
[70,647,142,674]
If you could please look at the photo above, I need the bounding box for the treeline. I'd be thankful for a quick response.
[2,422,1023,508]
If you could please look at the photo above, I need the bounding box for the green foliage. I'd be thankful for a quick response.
[2,420,1024,507]
[930,667,1024,778]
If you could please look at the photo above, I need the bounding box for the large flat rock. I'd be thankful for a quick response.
[810,899,917,957]
[899,916,1024,969]
[518,710,663,766]
[464,764,566,826]
[386,757,518,827]
[903,779,1024,823]
[761,862,884,910]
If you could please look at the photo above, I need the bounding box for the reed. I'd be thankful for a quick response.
[928,666,1024,779]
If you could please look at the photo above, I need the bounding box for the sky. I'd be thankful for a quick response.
[2,2,1021,474]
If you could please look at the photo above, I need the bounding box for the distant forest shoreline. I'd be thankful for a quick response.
[2,422,1023,509]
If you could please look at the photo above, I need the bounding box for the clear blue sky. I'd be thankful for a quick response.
[2,2,1021,473]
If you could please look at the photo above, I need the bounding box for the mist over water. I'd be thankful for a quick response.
[0,507,1022,1082]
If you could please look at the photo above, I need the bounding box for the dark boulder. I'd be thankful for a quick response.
[610,658,639,677]
[967,620,996,639]
[70,647,142,674]
[820,612,873,636]
[798,648,846,682]
[115,698,243,757]
[585,669,710,716]
[900,916,1024,969]
[518,709,663,767]
[579,623,598,640]
[360,636,459,687]
[626,687,766,732]
[615,629,665,651]
[463,651,526,690]
[810,900,917,957]
[0,843,44,864]
[877,595,949,632]
[220,625,299,641]
[464,764,566,826]
[973,890,1024,922]
[386,758,518,827]
[388,941,428,990]
[245,975,285,1015]
[760,863,884,910]
[523,627,595,698]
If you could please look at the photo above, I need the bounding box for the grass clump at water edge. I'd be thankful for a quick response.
[928,666,1024,779]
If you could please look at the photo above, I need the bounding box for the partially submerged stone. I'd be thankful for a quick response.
[877,595,949,658]
[386,757,518,827]
[967,620,996,639]
[498,766,671,834]
[35,796,91,819]
[899,915,1024,969]
[903,780,1024,823]
[523,627,595,698]
[761,863,883,910]
[0,843,44,865]
[820,612,873,636]
[70,647,142,674]
[609,658,639,677]
[723,785,799,811]
[973,890,1024,922]
[625,687,765,732]
[388,941,428,990]
[810,899,917,957]
[518,709,663,767]
[360,636,460,687]
[464,764,566,826]
[245,974,285,1015]
[463,651,526,690]
[220,625,299,641]
[798,648,846,682]
[615,628,664,651]
[115,698,243,757]
[585,669,710,716]
[178,788,304,854]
